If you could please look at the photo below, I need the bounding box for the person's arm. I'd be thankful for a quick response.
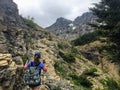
[43,60,47,72]
[43,64,47,72]
[23,60,29,70]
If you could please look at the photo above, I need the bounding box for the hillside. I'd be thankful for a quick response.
[0,0,120,90]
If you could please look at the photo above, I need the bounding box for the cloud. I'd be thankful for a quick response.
[13,0,100,27]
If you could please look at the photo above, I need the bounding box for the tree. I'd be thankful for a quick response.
[90,0,120,29]
[90,0,120,62]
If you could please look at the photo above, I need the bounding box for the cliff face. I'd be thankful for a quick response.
[0,0,25,27]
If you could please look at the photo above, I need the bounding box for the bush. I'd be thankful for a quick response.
[53,86,61,90]
[72,31,101,46]
[59,51,75,63]
[58,43,69,49]
[21,54,29,65]
[70,74,93,88]
[70,46,80,56]
[100,78,120,90]
[24,17,37,29]
[83,68,98,76]
[54,61,66,77]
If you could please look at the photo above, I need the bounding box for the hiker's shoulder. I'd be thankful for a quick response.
[38,62,44,67]
[28,61,35,66]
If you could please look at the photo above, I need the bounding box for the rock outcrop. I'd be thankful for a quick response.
[46,12,97,40]
[0,53,25,90]
[0,0,25,27]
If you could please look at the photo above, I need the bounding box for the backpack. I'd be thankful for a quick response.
[24,64,41,86]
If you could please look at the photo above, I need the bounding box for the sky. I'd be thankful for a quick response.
[13,0,100,27]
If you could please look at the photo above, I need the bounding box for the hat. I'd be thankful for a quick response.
[35,52,41,58]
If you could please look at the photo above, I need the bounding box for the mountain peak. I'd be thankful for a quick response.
[46,12,96,40]
[56,17,72,22]
[46,17,72,31]
[74,12,96,25]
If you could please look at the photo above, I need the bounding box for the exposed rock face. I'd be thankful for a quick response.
[0,54,25,90]
[46,12,97,40]
[0,0,25,27]
[73,12,96,25]
[46,17,72,36]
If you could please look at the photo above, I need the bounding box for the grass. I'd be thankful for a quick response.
[21,54,29,65]
[100,78,120,90]
[72,31,101,46]
[24,17,37,29]
[83,68,98,77]
[70,73,93,88]
[59,51,76,63]
[54,61,67,77]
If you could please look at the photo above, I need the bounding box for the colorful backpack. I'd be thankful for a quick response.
[24,65,41,86]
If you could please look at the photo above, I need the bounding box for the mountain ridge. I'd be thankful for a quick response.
[46,12,97,40]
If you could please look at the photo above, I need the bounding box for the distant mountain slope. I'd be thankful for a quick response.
[46,12,97,40]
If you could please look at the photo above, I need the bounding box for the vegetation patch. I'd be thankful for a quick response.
[21,54,29,65]
[83,68,98,77]
[70,74,93,88]
[24,16,37,29]
[54,61,67,77]
[57,43,69,50]
[59,51,75,63]
[72,31,101,46]
[53,86,61,90]
[100,78,120,90]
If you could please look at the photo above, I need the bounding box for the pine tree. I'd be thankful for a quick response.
[90,0,120,62]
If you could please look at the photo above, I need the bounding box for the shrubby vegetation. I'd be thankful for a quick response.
[83,68,98,77]
[100,78,120,90]
[21,54,29,65]
[90,0,120,63]
[70,73,93,88]
[54,61,67,77]
[72,31,101,46]
[59,51,75,63]
[24,16,37,29]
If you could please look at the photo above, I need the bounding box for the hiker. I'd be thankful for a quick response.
[24,52,47,90]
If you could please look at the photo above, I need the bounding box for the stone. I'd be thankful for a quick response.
[12,56,23,65]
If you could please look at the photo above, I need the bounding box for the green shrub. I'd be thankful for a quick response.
[100,78,120,90]
[70,74,93,88]
[53,86,61,90]
[83,68,98,76]
[54,61,66,77]
[72,31,101,46]
[21,54,29,65]
[24,17,37,29]
[70,46,80,56]
[58,43,69,49]
[59,51,75,63]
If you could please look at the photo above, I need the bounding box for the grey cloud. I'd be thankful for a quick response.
[13,0,100,27]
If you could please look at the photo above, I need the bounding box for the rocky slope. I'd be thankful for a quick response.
[46,12,97,40]
[0,0,120,90]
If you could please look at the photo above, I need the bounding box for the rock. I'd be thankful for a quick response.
[0,54,25,90]
[13,56,23,65]
[0,0,26,27]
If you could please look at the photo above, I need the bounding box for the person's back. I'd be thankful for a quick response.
[24,52,47,90]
